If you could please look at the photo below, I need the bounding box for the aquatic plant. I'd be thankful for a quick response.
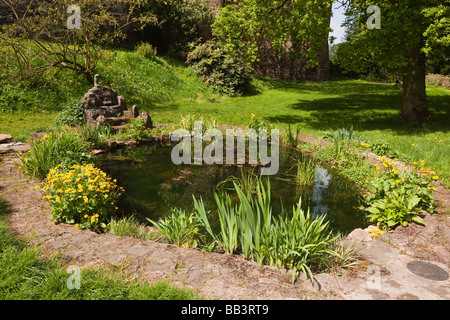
[192,179,338,284]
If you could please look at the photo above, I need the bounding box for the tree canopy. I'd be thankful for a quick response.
[212,0,334,68]
[335,0,450,121]
[0,0,155,84]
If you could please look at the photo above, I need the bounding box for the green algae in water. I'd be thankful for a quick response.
[100,145,367,234]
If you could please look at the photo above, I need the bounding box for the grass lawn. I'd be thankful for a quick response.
[1,49,449,185]
[149,77,449,184]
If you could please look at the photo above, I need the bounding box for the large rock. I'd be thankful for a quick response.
[345,228,372,242]
[82,74,127,124]
[0,134,13,144]
[81,74,153,129]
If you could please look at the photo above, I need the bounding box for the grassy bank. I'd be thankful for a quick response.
[0,48,448,185]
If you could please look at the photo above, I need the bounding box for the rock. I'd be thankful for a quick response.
[345,228,372,242]
[81,75,153,130]
[139,112,153,129]
[82,74,127,124]
[0,134,13,144]
[131,105,139,118]
[0,142,30,154]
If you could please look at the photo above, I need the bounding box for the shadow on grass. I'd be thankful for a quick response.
[263,79,450,136]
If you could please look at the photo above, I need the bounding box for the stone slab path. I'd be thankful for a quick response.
[1,153,449,300]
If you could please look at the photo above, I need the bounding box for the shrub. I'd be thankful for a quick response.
[125,118,149,141]
[136,42,158,60]
[140,0,213,59]
[363,158,437,228]
[38,163,123,231]
[55,100,85,126]
[186,40,251,96]
[19,130,92,179]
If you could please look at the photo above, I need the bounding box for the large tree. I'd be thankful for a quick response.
[0,0,155,84]
[211,0,334,69]
[337,0,450,122]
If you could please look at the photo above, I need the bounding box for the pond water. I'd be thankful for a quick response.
[99,145,367,234]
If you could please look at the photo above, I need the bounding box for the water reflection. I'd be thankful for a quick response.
[99,145,366,233]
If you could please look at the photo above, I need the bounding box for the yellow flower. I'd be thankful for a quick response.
[84,214,89,218]
[411,143,415,147]
[74,224,79,228]
[432,176,439,180]
[55,196,60,202]
[83,195,88,203]
[104,194,108,199]
[251,113,255,119]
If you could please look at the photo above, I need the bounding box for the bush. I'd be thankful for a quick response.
[38,163,123,231]
[186,40,251,96]
[139,0,213,59]
[136,42,158,60]
[363,158,437,228]
[55,100,85,126]
[125,118,149,140]
[19,130,92,179]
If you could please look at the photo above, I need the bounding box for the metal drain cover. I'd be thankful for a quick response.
[407,261,449,281]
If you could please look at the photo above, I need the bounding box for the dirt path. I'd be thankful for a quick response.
[0,136,449,300]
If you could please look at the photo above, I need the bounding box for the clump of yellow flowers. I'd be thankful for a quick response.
[37,163,123,231]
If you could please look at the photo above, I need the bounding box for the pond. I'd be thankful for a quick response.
[99,144,367,234]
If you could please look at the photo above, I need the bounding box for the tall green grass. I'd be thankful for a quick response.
[19,129,92,179]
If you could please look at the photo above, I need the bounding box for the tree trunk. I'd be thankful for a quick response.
[84,71,94,85]
[401,44,429,122]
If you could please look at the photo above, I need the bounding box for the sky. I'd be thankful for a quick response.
[329,2,347,44]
